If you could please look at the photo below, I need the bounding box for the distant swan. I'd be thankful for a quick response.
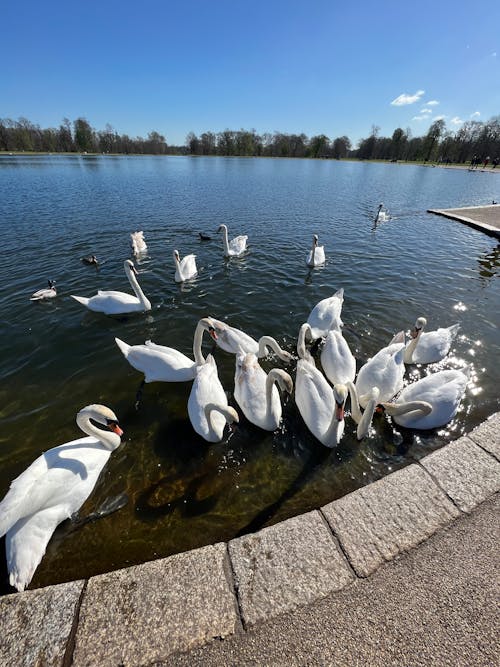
[374,203,390,223]
[71,259,151,315]
[217,224,248,257]
[207,317,292,361]
[355,332,405,408]
[403,317,460,365]
[234,352,293,431]
[0,404,123,592]
[130,231,147,256]
[306,288,344,339]
[306,234,325,267]
[173,249,198,282]
[379,368,469,430]
[30,280,57,301]
[188,355,239,442]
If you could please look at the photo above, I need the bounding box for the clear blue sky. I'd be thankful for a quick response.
[2,0,499,146]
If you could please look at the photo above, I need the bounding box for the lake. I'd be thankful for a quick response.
[0,154,499,590]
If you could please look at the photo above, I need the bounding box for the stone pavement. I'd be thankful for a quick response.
[428,205,500,237]
[0,413,499,666]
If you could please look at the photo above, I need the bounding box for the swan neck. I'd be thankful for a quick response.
[127,266,149,308]
[221,226,230,254]
[384,400,432,417]
[193,322,206,365]
[76,413,120,451]
[347,381,362,424]
[297,324,313,362]
[258,335,287,360]
[203,403,234,439]
[356,393,378,440]
[404,331,420,363]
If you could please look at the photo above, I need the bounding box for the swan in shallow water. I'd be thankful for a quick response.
[188,355,239,442]
[295,323,348,448]
[321,328,356,387]
[355,332,405,408]
[71,259,151,315]
[207,317,292,361]
[306,234,325,267]
[0,404,123,592]
[130,231,147,256]
[403,317,460,365]
[379,368,469,430]
[346,383,381,440]
[234,352,293,431]
[30,280,57,301]
[173,249,198,282]
[217,224,248,257]
[306,288,344,339]
[374,203,390,223]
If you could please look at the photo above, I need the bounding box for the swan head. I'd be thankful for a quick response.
[173,249,180,261]
[410,317,427,339]
[217,224,227,233]
[124,259,138,276]
[333,384,348,421]
[48,280,56,289]
[312,234,319,244]
[77,404,123,437]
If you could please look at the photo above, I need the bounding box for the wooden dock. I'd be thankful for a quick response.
[428,205,500,238]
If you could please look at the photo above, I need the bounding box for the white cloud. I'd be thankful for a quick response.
[471,111,481,119]
[450,117,464,126]
[424,100,439,106]
[420,108,432,113]
[390,89,425,106]
[432,115,446,121]
[412,115,427,121]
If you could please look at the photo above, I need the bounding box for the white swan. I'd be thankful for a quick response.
[403,317,460,365]
[71,259,151,315]
[379,368,469,430]
[234,352,293,431]
[321,328,356,386]
[30,280,57,301]
[130,231,147,256]
[306,288,344,339]
[295,323,348,448]
[173,249,198,283]
[217,224,248,257]
[346,382,380,440]
[115,318,217,383]
[306,234,325,267]
[207,317,292,361]
[374,203,390,223]
[355,332,405,408]
[0,404,123,592]
[188,355,239,442]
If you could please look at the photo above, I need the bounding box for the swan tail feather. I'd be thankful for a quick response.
[70,295,89,307]
[115,337,131,358]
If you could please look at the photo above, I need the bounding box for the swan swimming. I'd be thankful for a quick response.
[295,323,348,448]
[71,259,151,315]
[207,317,292,361]
[30,280,57,301]
[217,224,248,257]
[0,404,123,592]
[379,368,469,430]
[173,249,198,283]
[403,317,460,365]
[234,352,293,431]
[374,203,390,223]
[306,288,344,339]
[188,355,239,442]
[306,234,325,268]
[355,332,405,408]
[130,231,147,256]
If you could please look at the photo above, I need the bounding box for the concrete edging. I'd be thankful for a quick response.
[1,412,499,666]
[428,206,500,238]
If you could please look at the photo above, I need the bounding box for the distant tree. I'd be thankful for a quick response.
[308,134,330,158]
[422,119,445,162]
[390,128,407,160]
[332,135,351,159]
[58,118,74,152]
[186,132,201,155]
[200,131,216,155]
[74,117,95,152]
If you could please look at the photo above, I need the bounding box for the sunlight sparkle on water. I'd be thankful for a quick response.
[453,302,468,312]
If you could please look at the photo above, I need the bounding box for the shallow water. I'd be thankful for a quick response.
[0,155,499,590]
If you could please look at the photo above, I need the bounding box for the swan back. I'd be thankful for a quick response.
[307,288,344,339]
[188,355,232,441]
[321,329,356,386]
[355,338,405,407]
[173,250,198,282]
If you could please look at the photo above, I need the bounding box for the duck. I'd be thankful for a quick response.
[81,255,99,266]
[71,259,151,315]
[346,382,381,440]
[0,404,123,592]
[306,288,344,340]
[207,317,292,361]
[306,234,325,268]
[199,232,212,241]
[130,231,147,256]
[234,352,293,431]
[374,203,390,223]
[30,280,57,301]
[355,332,405,408]
[295,323,348,448]
[403,317,460,365]
[217,224,248,257]
[173,249,198,282]
[321,328,356,387]
[378,367,469,430]
[188,355,239,442]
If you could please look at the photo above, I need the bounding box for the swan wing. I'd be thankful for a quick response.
[188,356,228,440]
[178,254,198,281]
[295,360,334,440]
[307,288,344,339]
[118,341,195,382]
[356,343,405,406]
[228,235,248,255]
[321,330,356,385]
[85,292,141,313]
[234,354,279,428]
[412,325,460,364]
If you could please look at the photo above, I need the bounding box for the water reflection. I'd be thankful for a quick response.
[477,243,500,285]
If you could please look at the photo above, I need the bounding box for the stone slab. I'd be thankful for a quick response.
[420,436,500,512]
[467,411,500,460]
[321,464,460,577]
[228,510,354,628]
[72,543,238,666]
[0,579,84,667]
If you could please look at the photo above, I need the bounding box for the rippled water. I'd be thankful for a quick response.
[0,155,499,590]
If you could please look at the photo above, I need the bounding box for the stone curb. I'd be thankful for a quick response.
[1,412,499,666]
[428,206,500,238]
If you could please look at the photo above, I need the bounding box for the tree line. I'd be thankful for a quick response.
[1,115,499,163]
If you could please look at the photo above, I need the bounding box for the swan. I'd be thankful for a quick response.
[71,259,151,315]
[130,231,147,256]
[207,317,292,361]
[355,332,405,408]
[199,232,212,241]
[306,288,344,339]
[403,317,460,365]
[217,224,248,257]
[306,234,325,268]
[374,203,390,223]
[0,404,123,592]
[346,383,380,440]
[234,352,293,431]
[188,355,239,442]
[379,368,469,430]
[173,249,198,283]
[321,328,356,386]
[30,280,57,301]
[295,323,348,448]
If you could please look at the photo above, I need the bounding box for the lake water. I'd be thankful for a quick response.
[0,154,499,591]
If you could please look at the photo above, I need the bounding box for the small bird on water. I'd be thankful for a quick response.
[30,280,57,301]
[81,255,99,266]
